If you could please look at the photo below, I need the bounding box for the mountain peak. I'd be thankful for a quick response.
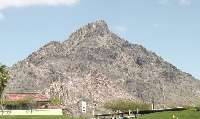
[85,20,109,30]
[79,20,109,35]
[68,20,110,41]
[6,20,200,116]
[87,20,109,30]
[83,20,109,35]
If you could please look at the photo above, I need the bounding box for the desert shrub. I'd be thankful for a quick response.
[195,104,200,111]
[49,97,63,105]
[196,107,200,111]
[182,105,195,110]
[2,97,37,110]
[104,100,150,112]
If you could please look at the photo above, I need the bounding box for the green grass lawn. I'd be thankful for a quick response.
[1,110,200,119]
[138,110,200,119]
[0,116,79,119]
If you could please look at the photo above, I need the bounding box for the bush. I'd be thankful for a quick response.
[104,100,150,112]
[1,97,37,110]
[182,105,195,110]
[195,106,200,111]
[49,97,63,105]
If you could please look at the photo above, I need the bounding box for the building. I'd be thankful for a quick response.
[4,92,50,110]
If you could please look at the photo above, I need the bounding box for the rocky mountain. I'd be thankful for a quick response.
[5,20,200,115]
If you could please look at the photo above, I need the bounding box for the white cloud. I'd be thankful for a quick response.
[0,0,80,10]
[0,12,5,20]
[157,0,192,6]
[178,0,191,6]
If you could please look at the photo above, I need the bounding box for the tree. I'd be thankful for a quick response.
[0,64,9,115]
[0,64,9,97]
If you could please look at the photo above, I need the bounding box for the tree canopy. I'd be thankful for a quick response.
[0,64,9,97]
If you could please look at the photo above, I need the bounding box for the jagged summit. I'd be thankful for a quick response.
[66,20,110,42]
[77,20,110,35]
[5,20,200,116]
[85,20,109,31]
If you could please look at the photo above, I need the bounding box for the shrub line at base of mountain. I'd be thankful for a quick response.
[104,99,150,112]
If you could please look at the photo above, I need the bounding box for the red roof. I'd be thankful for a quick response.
[5,93,50,102]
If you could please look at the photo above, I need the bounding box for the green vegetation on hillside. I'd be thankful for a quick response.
[49,97,63,105]
[138,110,200,119]
[104,100,150,112]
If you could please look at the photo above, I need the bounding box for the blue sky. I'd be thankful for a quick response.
[0,0,200,79]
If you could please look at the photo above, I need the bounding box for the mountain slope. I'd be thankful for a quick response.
[5,20,200,115]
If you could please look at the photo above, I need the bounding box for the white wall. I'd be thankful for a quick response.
[0,109,63,115]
